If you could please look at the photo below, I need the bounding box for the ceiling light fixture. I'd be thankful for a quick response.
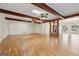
[40,13,48,20]
[32,9,48,24]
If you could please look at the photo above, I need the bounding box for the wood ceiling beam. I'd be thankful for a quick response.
[5,17,31,22]
[5,17,41,24]
[1,7,79,24]
[45,13,79,23]
[32,3,64,18]
[32,3,79,22]
[44,18,61,22]
[0,8,41,20]
[5,13,79,24]
[64,13,79,18]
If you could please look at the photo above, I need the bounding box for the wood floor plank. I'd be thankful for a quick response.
[0,33,79,56]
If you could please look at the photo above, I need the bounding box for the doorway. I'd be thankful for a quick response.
[50,20,59,37]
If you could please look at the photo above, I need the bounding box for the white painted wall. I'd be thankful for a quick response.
[34,23,50,35]
[0,13,50,42]
[59,16,79,34]
[59,16,79,47]
[8,20,34,35]
[8,21,50,35]
[0,13,35,42]
[0,13,9,42]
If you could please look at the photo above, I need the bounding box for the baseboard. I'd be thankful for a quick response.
[8,33,45,36]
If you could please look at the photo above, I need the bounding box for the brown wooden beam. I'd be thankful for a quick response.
[44,18,61,23]
[5,17,41,24]
[1,7,79,24]
[64,13,79,18]
[32,3,64,18]
[53,21,55,34]
[49,22,51,36]
[44,13,79,23]
[0,8,41,20]
[5,17,31,22]
[57,20,59,37]
[32,3,79,22]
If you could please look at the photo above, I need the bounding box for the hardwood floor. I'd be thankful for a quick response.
[0,33,79,56]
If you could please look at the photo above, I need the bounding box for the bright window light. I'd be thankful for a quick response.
[32,9,43,15]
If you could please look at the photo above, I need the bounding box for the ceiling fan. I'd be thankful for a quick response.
[40,13,48,20]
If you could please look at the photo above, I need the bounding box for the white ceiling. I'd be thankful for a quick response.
[0,3,79,21]
[47,3,79,16]
[0,3,58,20]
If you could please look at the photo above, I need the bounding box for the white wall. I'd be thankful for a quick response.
[8,20,34,35]
[0,13,50,42]
[0,13,9,42]
[8,21,50,35]
[59,16,79,47]
[34,24,43,34]
[0,13,35,42]
[34,23,50,35]
[59,16,79,34]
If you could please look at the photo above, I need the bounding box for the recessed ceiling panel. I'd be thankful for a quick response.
[47,3,79,16]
